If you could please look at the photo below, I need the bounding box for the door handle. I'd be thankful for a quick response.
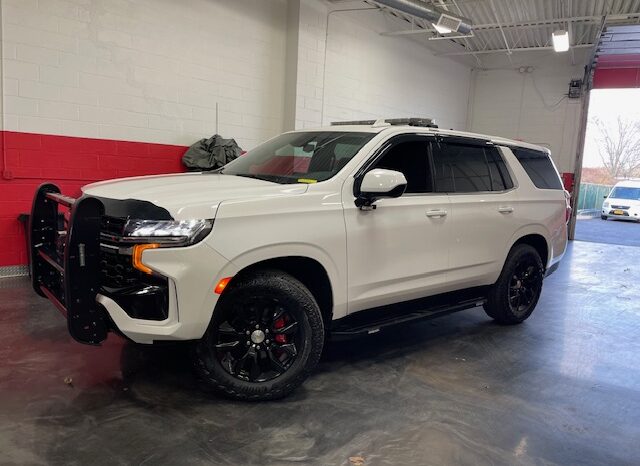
[426,209,448,218]
[498,206,514,214]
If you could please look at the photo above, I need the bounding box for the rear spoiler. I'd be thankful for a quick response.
[29,183,108,345]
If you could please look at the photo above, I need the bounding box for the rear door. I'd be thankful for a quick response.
[430,137,519,288]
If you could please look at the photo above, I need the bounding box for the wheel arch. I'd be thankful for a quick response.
[222,255,336,328]
[510,232,550,270]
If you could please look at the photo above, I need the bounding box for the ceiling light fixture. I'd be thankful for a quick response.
[552,30,570,52]
[433,23,452,34]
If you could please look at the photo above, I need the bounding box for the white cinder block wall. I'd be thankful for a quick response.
[1,0,473,150]
[469,60,585,173]
[2,0,288,149]
[295,0,471,130]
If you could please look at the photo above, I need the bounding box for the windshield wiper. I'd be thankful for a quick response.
[230,173,290,184]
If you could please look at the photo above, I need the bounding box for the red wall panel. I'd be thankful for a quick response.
[1,131,187,267]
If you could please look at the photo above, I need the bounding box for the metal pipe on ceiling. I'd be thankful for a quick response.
[374,0,472,34]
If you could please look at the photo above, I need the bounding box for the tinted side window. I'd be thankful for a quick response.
[432,142,492,193]
[373,139,432,194]
[511,148,562,190]
[487,148,514,191]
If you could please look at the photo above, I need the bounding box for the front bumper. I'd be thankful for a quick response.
[602,207,640,221]
[98,241,233,344]
[30,183,234,345]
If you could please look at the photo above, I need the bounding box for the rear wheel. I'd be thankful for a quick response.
[484,244,544,325]
[193,270,324,400]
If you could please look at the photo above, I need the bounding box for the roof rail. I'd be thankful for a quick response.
[331,117,438,129]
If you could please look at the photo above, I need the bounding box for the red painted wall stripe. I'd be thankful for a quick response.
[1,131,188,267]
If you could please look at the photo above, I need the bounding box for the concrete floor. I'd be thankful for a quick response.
[575,216,640,247]
[1,240,639,466]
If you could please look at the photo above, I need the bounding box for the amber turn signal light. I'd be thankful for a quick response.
[132,243,160,274]
[214,277,233,294]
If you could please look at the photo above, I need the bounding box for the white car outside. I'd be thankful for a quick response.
[602,179,640,222]
[30,118,569,400]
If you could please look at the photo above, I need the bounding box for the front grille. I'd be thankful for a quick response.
[611,205,630,210]
[98,215,169,321]
[100,249,140,288]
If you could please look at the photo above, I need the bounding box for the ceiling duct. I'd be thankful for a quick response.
[375,0,472,35]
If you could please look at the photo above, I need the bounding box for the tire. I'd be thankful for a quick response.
[601,215,607,220]
[193,269,324,401]
[484,244,544,325]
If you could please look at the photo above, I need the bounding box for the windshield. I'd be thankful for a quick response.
[609,186,640,200]
[219,131,375,184]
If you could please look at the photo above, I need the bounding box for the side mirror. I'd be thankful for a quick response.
[355,169,407,209]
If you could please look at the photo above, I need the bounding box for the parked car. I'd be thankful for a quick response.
[601,179,640,222]
[29,118,569,400]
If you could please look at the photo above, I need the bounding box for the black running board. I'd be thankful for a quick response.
[331,288,488,337]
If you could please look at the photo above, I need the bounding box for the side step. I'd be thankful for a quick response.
[331,289,488,337]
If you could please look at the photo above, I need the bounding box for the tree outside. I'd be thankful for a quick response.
[583,89,640,184]
[587,116,640,184]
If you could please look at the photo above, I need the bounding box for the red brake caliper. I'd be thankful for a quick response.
[274,317,287,344]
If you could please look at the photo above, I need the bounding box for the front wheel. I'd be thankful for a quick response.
[601,215,607,220]
[484,244,544,325]
[193,270,324,400]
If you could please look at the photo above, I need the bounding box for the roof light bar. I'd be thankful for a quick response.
[331,118,438,128]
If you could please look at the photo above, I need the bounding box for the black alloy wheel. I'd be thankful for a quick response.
[193,270,324,400]
[214,298,300,383]
[484,244,544,325]
[508,258,543,317]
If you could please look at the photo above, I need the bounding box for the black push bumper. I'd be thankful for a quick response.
[30,183,109,345]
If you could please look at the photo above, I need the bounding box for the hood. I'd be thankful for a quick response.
[82,173,308,219]
[606,197,640,207]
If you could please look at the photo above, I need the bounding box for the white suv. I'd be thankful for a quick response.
[29,118,568,400]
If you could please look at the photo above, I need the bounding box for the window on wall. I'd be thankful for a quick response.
[432,142,513,193]
[511,148,563,190]
[372,139,432,194]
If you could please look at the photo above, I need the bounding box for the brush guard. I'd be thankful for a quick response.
[30,183,108,345]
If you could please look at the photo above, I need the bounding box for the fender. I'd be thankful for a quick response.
[208,242,346,320]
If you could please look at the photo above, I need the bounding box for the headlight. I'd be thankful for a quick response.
[122,219,213,246]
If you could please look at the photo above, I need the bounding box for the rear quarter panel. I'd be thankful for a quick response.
[500,147,568,268]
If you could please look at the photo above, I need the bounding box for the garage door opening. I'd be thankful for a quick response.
[574,88,640,247]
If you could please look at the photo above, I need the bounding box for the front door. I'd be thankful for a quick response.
[343,135,452,314]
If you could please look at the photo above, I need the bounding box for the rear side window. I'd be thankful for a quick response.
[432,142,511,193]
[511,148,562,190]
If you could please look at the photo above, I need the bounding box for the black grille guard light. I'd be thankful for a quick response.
[30,183,107,345]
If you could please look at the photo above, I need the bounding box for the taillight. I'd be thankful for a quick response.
[564,190,572,223]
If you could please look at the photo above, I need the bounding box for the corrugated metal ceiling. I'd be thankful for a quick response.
[368,0,640,56]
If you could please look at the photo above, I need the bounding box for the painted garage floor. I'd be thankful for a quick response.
[1,240,639,466]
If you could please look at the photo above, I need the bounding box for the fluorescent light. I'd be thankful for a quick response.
[433,23,452,34]
[552,30,570,52]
